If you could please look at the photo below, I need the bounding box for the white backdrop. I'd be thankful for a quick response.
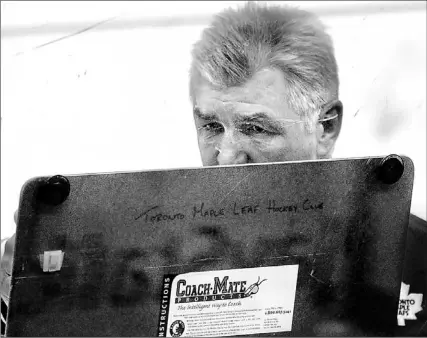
[1,1,426,238]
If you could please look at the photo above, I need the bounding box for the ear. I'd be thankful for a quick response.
[316,100,343,159]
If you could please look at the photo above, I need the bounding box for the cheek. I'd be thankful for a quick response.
[251,133,317,162]
[287,133,318,160]
[198,138,216,165]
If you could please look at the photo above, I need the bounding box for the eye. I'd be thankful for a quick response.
[239,123,268,135]
[199,122,224,134]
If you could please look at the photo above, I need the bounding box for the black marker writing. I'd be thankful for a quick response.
[267,200,298,214]
[233,202,260,215]
[135,206,185,223]
[193,203,225,219]
[302,199,324,211]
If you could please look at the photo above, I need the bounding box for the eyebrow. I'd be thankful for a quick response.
[193,107,218,121]
[236,112,273,122]
[194,108,287,132]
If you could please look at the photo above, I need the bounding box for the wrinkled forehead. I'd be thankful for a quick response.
[193,68,291,116]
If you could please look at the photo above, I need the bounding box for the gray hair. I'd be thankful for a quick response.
[189,2,339,132]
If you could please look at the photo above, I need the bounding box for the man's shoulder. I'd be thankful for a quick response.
[406,213,426,264]
[400,214,426,335]
[403,213,426,291]
[409,213,427,233]
[407,213,427,267]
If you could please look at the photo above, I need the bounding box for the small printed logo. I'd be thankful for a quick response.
[170,320,185,337]
[244,276,267,298]
[397,282,423,326]
[174,275,267,303]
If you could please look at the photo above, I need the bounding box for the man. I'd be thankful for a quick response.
[1,2,426,336]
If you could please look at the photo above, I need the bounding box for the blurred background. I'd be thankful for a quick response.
[1,1,426,238]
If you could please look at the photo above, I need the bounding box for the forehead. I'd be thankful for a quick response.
[194,68,290,112]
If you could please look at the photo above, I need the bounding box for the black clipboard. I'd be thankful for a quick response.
[6,155,414,336]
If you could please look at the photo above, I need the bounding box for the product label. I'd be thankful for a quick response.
[157,265,299,337]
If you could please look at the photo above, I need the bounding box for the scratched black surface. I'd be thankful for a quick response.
[6,157,414,336]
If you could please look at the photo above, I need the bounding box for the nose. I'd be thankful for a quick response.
[216,134,249,165]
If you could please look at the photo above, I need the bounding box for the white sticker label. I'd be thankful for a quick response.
[41,250,64,272]
[158,265,299,337]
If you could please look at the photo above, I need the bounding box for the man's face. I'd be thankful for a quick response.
[193,68,321,166]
